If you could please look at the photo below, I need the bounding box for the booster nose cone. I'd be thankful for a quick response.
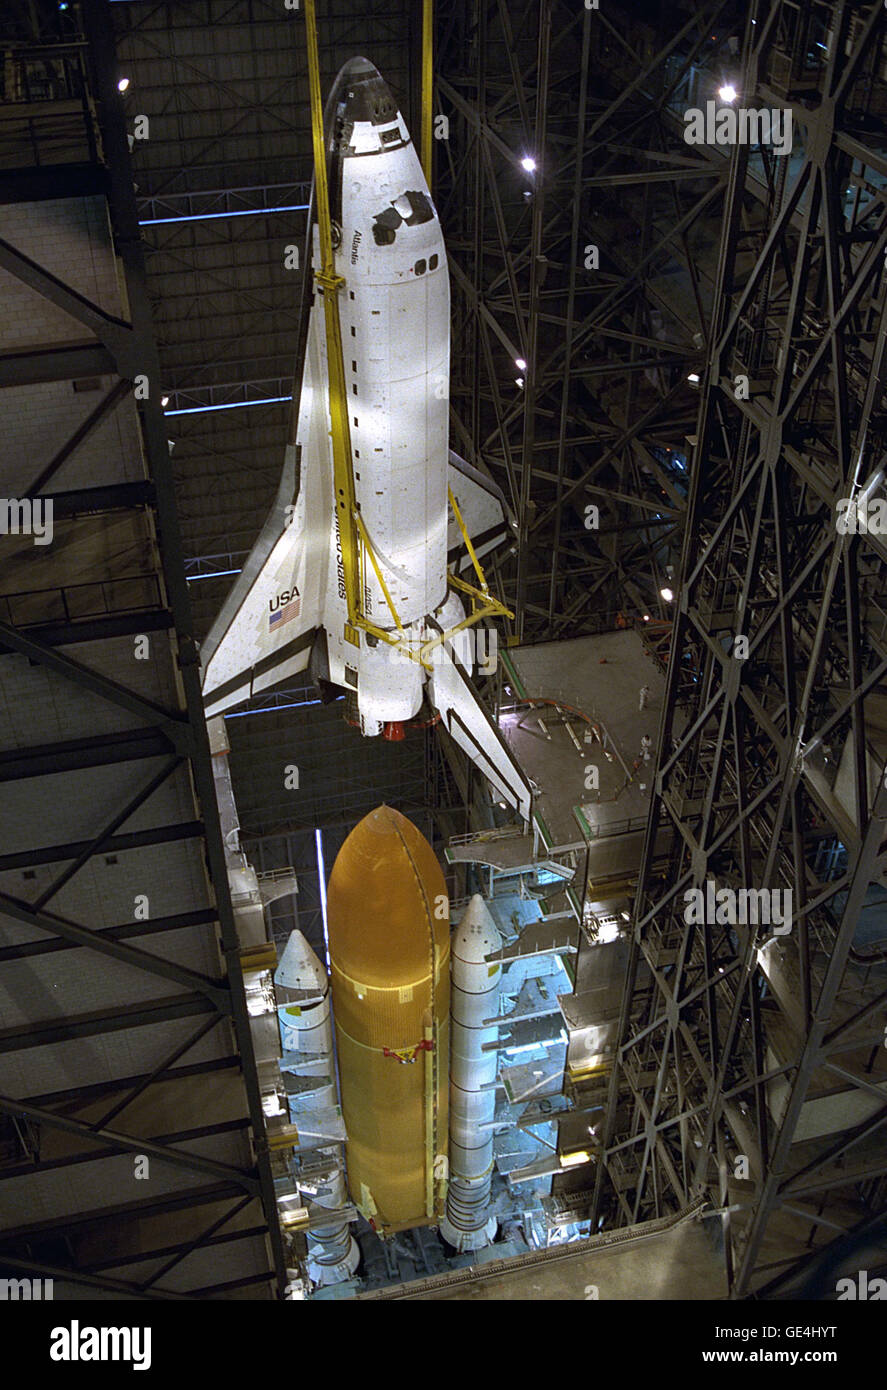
[274,930,327,996]
[453,893,502,963]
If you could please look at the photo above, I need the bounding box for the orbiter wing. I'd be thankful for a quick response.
[426,617,534,822]
[201,302,332,719]
[447,450,513,572]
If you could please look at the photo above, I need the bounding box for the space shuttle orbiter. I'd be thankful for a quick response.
[200,57,533,822]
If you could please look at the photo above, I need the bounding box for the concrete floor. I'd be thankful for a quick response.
[413,1221,727,1301]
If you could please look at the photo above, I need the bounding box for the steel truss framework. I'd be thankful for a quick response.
[434,0,754,641]
[592,0,887,1297]
[0,0,286,1298]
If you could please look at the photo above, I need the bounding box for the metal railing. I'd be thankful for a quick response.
[447,824,527,848]
[0,574,162,628]
[0,43,99,168]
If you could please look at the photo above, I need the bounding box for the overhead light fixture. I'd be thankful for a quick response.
[117,77,130,93]
[660,586,674,602]
[161,395,169,407]
[515,357,527,371]
[643,614,651,622]
[520,156,537,173]
[718,84,737,103]
[687,372,700,384]
[515,376,525,389]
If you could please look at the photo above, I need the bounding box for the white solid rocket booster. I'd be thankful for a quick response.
[440,895,501,1251]
[276,931,359,1284]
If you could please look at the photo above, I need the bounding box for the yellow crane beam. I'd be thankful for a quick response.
[304,0,361,644]
[421,0,433,181]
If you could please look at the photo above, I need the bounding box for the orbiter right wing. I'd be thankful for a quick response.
[201,301,332,718]
[427,617,534,823]
[447,450,513,572]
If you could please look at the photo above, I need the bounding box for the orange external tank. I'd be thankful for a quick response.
[327,805,450,1233]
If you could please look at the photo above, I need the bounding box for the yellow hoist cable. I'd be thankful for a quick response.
[304,0,360,642]
[421,0,433,181]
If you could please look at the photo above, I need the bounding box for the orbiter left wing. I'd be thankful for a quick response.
[201,301,332,718]
[427,617,534,822]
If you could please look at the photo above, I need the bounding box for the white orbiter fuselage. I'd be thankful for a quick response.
[201,58,533,822]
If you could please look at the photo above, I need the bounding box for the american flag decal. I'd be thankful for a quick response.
[269,593,301,631]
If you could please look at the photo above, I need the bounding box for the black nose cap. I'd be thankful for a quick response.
[336,56,399,127]
[340,56,379,81]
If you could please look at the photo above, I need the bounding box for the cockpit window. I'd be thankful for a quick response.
[371,191,435,246]
[372,206,401,245]
[400,191,433,225]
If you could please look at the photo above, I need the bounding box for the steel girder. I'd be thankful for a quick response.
[592,0,887,1297]
[0,0,288,1299]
